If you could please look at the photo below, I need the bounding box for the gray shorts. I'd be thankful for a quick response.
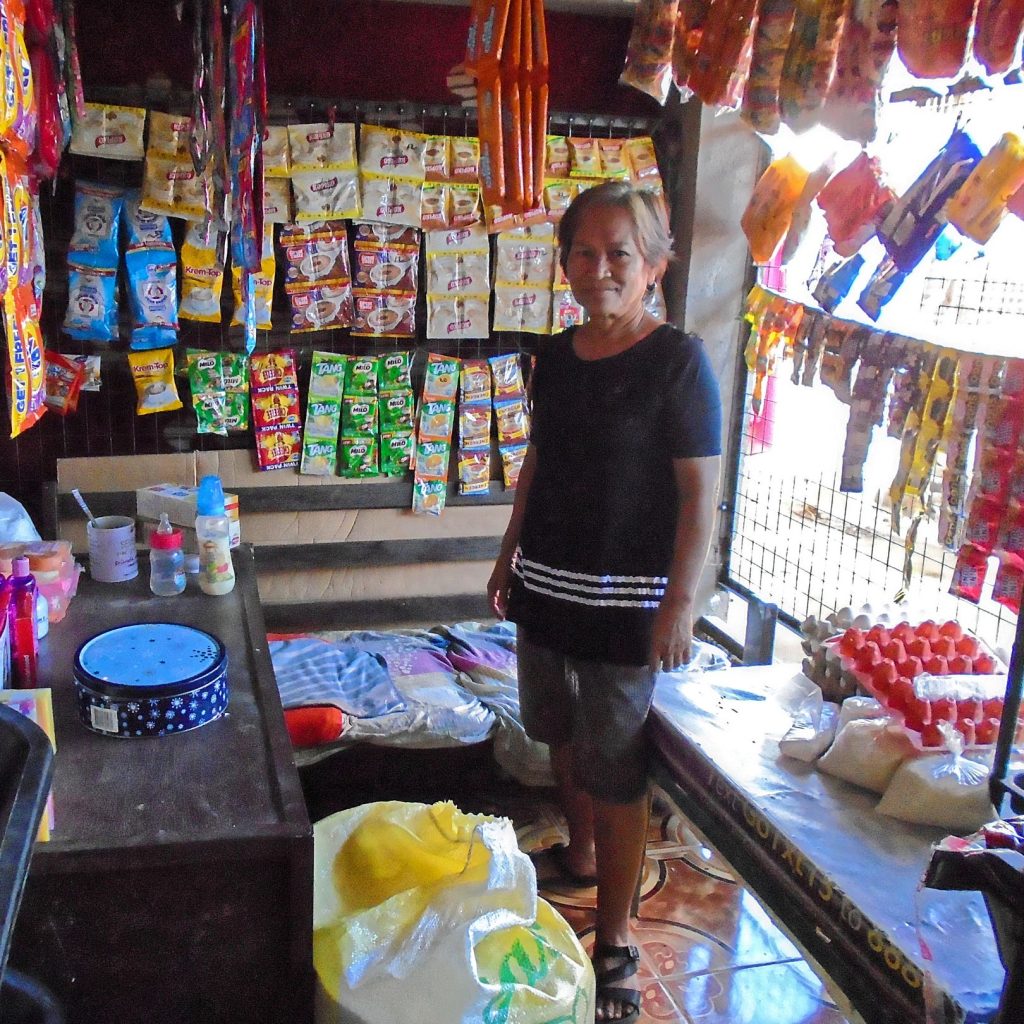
[517,633,658,804]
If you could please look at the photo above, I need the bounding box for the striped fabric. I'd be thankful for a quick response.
[512,548,666,609]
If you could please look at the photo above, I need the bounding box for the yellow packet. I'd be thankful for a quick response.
[624,137,660,181]
[262,125,292,177]
[147,111,194,160]
[288,122,357,172]
[598,138,629,178]
[128,349,182,415]
[231,227,275,330]
[70,103,147,161]
[263,177,293,225]
[180,221,226,324]
[141,155,212,222]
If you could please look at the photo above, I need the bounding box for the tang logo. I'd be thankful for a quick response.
[307,442,334,457]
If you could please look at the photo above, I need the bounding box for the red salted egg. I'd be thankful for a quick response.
[906,637,932,661]
[938,621,964,640]
[898,656,923,680]
[888,677,916,713]
[883,639,907,663]
[931,697,957,723]
[857,642,882,669]
[839,628,865,656]
[983,697,1004,720]
[974,652,997,674]
[931,635,956,660]
[976,717,1000,744]
[919,723,945,748]
[891,622,916,644]
[903,697,932,732]
[956,635,980,658]
[956,719,977,745]
[871,660,898,694]
[924,655,949,675]
[867,626,891,647]
[916,620,941,642]
[949,654,973,674]
[957,697,982,723]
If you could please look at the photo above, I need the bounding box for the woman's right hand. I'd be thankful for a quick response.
[487,558,513,619]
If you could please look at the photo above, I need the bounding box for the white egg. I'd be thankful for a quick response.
[860,603,875,619]
[876,612,891,625]
[853,613,873,630]
[836,606,855,628]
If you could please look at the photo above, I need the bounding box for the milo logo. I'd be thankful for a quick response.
[385,355,404,369]
[387,396,407,410]
[389,437,409,451]
[350,403,370,416]
[196,355,218,371]
[353,360,373,373]
[311,177,338,192]
[349,444,368,457]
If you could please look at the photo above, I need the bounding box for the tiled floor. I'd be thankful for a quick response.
[478,784,852,1024]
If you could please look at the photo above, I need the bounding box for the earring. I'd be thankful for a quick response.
[646,282,656,293]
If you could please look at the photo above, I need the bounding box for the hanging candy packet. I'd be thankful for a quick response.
[778,0,847,132]
[741,0,795,135]
[839,331,894,493]
[63,261,118,342]
[973,0,1024,74]
[180,221,226,323]
[251,349,302,471]
[877,127,982,273]
[69,354,102,392]
[741,155,810,264]
[897,0,974,78]
[950,543,989,604]
[857,255,907,322]
[186,350,228,436]
[945,133,1024,246]
[816,152,896,257]
[812,255,865,313]
[147,111,194,160]
[43,351,86,416]
[128,348,182,415]
[69,103,146,160]
[993,554,1024,615]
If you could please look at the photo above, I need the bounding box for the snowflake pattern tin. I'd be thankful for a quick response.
[73,623,229,737]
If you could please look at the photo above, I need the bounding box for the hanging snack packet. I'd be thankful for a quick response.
[778,0,846,133]
[416,439,451,480]
[500,443,528,489]
[129,348,182,415]
[857,256,907,322]
[878,127,982,273]
[221,353,250,431]
[450,137,480,182]
[495,225,556,285]
[146,111,194,160]
[69,182,125,266]
[461,359,492,404]
[231,226,276,331]
[251,349,302,471]
[489,353,526,398]
[974,0,1024,74]
[380,431,415,476]
[423,354,461,401]
[341,395,379,437]
[281,222,351,286]
[424,135,450,183]
[262,125,292,177]
[545,136,571,178]
[897,0,974,79]
[427,296,490,340]
[993,555,1024,615]
[63,262,118,342]
[381,350,413,390]
[421,182,450,230]
[289,122,358,171]
[495,396,530,444]
[263,178,293,225]
[568,138,602,179]
[351,291,416,338]
[340,435,379,478]
[359,125,427,179]
[187,350,228,437]
[741,0,795,135]
[419,400,456,442]
[493,285,553,334]
[359,175,422,228]
[309,351,348,400]
[412,479,447,515]
[256,429,303,472]
[291,169,361,222]
[300,351,347,475]
[458,450,491,495]
[740,155,810,264]
[180,221,226,323]
[43,351,86,416]
[949,543,988,604]
[344,355,380,396]
[945,133,1024,246]
[141,156,213,222]
[126,247,179,349]
[122,190,174,251]
[552,288,587,331]
[379,389,416,433]
[619,0,679,105]
[300,436,340,477]
[288,284,354,333]
[70,103,146,160]
[597,139,629,179]
[460,401,492,449]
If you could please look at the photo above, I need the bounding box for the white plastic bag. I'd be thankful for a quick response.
[0,492,41,542]
[313,801,594,1024]
[878,732,996,831]
[779,689,840,763]
[817,718,912,794]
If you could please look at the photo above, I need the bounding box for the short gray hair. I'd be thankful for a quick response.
[557,180,674,272]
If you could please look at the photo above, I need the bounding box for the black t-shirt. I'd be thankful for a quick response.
[507,324,722,665]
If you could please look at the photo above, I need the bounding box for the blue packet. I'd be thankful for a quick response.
[69,182,125,269]
[126,247,179,349]
[877,127,981,273]
[812,254,865,313]
[857,256,907,322]
[63,261,119,342]
[121,190,174,252]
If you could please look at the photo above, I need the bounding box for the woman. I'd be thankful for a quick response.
[488,181,722,1024]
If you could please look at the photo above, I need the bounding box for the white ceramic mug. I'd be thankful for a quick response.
[87,515,139,583]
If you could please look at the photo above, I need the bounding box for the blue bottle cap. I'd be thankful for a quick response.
[196,475,226,516]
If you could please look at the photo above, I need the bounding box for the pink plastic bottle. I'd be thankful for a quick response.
[9,557,38,688]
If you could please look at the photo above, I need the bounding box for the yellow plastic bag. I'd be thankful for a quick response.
[313,801,594,1024]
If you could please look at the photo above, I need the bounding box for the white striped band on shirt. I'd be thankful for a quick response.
[513,549,666,609]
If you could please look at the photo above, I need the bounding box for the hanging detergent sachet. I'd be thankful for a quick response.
[877,127,981,274]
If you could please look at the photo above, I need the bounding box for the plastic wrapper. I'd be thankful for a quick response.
[69,102,145,161]
[897,0,975,78]
[493,284,552,334]
[4,286,46,437]
[126,247,179,350]
[351,291,415,338]
[778,0,846,133]
[380,350,413,391]
[291,169,361,222]
[262,177,293,225]
[819,0,897,145]
[43,351,85,416]
[740,155,810,264]
[856,255,906,321]
[69,182,124,267]
[231,226,276,331]
[341,396,379,438]
[379,390,415,433]
[778,689,840,763]
[180,221,226,323]
[140,156,213,223]
[780,160,834,264]
[945,133,1024,246]
[816,152,896,257]
[423,355,461,402]
[973,0,1024,74]
[289,122,357,172]
[251,350,301,471]
[619,0,678,105]
[741,0,795,135]
[412,478,447,515]
[500,443,528,488]
[458,450,491,495]
[147,111,194,160]
[495,227,555,286]
[380,431,414,477]
[63,261,117,342]
[360,175,421,228]
[427,295,489,340]
[128,348,182,416]
[460,360,491,404]
[288,283,354,333]
[299,351,347,476]
[281,223,351,287]
[685,0,759,109]
[816,717,913,794]
[187,350,228,437]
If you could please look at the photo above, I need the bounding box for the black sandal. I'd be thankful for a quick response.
[592,942,641,1023]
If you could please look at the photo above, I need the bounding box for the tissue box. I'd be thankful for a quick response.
[135,484,240,549]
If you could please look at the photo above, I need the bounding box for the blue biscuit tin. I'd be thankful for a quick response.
[73,623,228,738]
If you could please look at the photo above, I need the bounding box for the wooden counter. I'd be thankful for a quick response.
[9,545,313,1024]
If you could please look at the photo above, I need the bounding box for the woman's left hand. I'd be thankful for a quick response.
[648,598,694,672]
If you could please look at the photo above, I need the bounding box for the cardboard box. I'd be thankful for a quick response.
[135,484,241,549]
